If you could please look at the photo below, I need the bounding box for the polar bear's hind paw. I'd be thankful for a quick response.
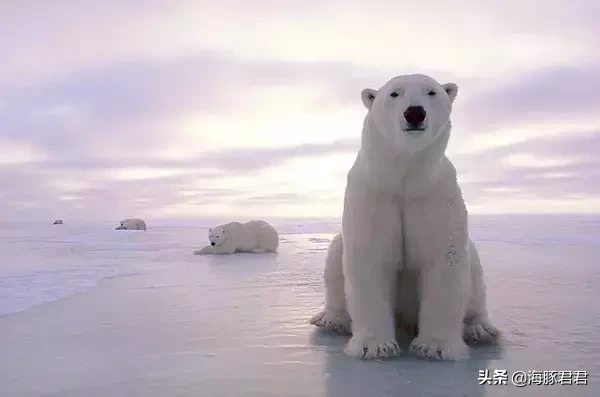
[463,318,500,345]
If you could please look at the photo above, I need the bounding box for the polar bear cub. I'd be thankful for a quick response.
[194,220,279,254]
[309,73,499,361]
[115,218,147,230]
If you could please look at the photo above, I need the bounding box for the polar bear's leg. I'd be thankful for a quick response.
[409,243,470,361]
[344,239,402,359]
[194,245,235,255]
[342,189,403,360]
[310,233,352,335]
[255,222,279,252]
[463,240,501,344]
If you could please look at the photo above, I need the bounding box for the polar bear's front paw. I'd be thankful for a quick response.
[344,336,402,360]
[463,317,501,345]
[409,336,468,361]
[193,246,212,255]
[310,309,352,336]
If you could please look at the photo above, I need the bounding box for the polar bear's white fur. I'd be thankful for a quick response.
[194,220,279,255]
[115,218,147,230]
[309,74,499,361]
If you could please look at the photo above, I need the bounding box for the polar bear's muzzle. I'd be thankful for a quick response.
[211,242,216,246]
[403,105,427,135]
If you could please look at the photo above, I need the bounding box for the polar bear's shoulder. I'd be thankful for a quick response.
[216,220,276,234]
[220,221,243,230]
[243,219,272,228]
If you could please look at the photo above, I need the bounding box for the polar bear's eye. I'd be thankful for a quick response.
[427,90,436,96]
[390,92,399,98]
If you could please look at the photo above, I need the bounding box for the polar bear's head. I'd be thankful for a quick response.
[361,74,458,153]
[208,226,227,246]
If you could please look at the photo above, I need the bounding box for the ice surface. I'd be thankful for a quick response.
[0,215,599,396]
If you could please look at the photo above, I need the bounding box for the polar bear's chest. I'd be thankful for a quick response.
[401,188,469,270]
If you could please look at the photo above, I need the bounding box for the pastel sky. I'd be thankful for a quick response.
[1,0,599,221]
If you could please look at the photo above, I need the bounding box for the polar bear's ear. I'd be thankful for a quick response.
[442,83,458,103]
[361,88,377,109]
[209,228,212,232]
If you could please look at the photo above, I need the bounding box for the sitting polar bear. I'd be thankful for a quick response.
[115,218,147,230]
[194,220,279,254]
[309,74,500,361]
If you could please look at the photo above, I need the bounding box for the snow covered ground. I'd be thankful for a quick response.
[0,215,598,396]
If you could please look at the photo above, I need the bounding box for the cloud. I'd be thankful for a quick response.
[246,193,313,204]
[1,50,377,162]
[455,130,600,203]
[457,129,600,165]
[1,1,599,220]
[2,137,359,173]
[3,0,597,87]
[0,138,358,220]
[0,138,47,164]
[457,65,600,132]
[3,40,598,164]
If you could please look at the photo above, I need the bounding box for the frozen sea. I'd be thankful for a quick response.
[0,215,599,397]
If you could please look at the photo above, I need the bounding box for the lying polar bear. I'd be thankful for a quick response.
[309,73,500,361]
[115,218,147,230]
[194,220,279,254]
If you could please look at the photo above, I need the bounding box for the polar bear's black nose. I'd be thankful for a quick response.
[404,106,426,126]
[211,242,216,246]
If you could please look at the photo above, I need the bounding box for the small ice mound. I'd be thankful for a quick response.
[308,237,331,244]
[52,220,63,225]
[115,218,147,230]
